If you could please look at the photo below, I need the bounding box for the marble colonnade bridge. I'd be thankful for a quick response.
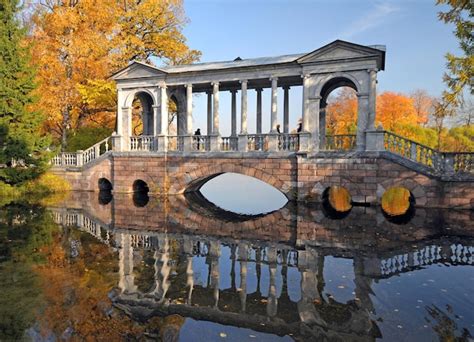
[51,40,474,209]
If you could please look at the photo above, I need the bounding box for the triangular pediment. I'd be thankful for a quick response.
[297,40,385,66]
[110,61,167,80]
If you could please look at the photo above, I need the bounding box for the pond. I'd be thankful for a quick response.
[0,174,473,341]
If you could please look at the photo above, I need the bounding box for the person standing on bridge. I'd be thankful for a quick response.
[194,128,201,150]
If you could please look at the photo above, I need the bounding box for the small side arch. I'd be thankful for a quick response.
[123,88,156,108]
[98,178,113,191]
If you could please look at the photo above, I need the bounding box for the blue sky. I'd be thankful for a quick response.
[177,0,461,135]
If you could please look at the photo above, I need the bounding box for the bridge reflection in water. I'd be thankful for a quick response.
[50,192,474,341]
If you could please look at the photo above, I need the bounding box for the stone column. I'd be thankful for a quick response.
[212,82,220,134]
[210,82,220,151]
[319,107,326,149]
[356,93,369,151]
[239,80,248,152]
[183,84,193,151]
[308,95,321,152]
[231,89,237,136]
[270,77,278,132]
[368,69,377,130]
[186,84,193,135]
[256,88,263,134]
[156,84,168,151]
[302,74,310,132]
[152,105,159,136]
[207,91,212,135]
[283,86,290,133]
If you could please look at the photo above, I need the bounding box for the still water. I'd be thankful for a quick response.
[0,174,473,341]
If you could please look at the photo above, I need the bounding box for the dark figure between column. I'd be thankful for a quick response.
[194,128,201,150]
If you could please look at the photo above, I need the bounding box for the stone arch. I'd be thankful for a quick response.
[167,88,187,135]
[124,88,156,108]
[315,72,362,99]
[377,178,427,206]
[176,163,292,199]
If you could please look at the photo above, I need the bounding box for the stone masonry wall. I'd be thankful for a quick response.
[52,152,474,209]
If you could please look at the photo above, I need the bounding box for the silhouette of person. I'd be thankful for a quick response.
[194,128,201,150]
[276,124,281,134]
[297,121,302,133]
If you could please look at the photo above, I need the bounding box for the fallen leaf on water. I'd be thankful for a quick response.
[219,333,227,338]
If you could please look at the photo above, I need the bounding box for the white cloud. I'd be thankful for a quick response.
[335,2,399,40]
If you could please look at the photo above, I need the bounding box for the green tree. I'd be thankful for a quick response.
[436,1,473,107]
[0,0,51,185]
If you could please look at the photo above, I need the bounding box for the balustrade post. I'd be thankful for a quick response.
[443,153,455,174]
[61,153,66,166]
[77,151,84,167]
[365,129,385,152]
[267,133,279,152]
[410,142,418,161]
[94,144,101,158]
[298,132,310,152]
[238,134,248,152]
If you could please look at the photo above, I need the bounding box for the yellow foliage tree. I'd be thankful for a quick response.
[29,0,201,148]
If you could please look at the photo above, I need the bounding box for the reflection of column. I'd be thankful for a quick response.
[297,248,325,327]
[209,240,221,307]
[207,91,212,135]
[231,90,237,136]
[270,77,278,132]
[150,236,171,301]
[118,233,137,293]
[238,243,248,312]
[183,238,194,304]
[256,88,263,134]
[267,247,278,317]
[283,86,290,133]
[230,244,237,290]
[256,247,262,294]
[353,257,375,312]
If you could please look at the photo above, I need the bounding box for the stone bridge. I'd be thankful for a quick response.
[50,192,474,341]
[51,40,474,209]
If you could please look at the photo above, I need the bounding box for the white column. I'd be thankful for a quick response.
[212,82,220,135]
[270,77,278,132]
[186,83,193,135]
[302,74,310,132]
[207,91,212,135]
[283,86,290,133]
[152,105,159,136]
[256,88,263,134]
[368,69,377,130]
[116,88,124,135]
[356,94,369,151]
[231,89,237,136]
[319,107,326,148]
[159,85,168,135]
[240,80,248,134]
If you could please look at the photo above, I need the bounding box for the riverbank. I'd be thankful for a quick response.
[0,173,71,207]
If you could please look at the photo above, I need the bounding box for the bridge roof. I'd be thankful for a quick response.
[110,40,386,80]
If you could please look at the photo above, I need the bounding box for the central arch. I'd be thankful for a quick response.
[177,162,294,200]
[124,90,155,136]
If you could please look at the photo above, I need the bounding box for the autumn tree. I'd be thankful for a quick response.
[376,92,418,131]
[30,0,200,148]
[0,0,51,185]
[410,89,434,126]
[325,87,358,135]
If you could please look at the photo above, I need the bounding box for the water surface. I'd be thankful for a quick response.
[0,178,473,341]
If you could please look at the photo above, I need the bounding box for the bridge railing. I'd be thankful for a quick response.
[130,135,155,152]
[248,134,267,151]
[221,136,238,151]
[383,131,473,174]
[52,136,112,167]
[168,136,184,152]
[192,136,210,151]
[325,134,357,151]
[278,134,300,151]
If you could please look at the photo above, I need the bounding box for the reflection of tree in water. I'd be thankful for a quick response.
[425,304,472,341]
[0,203,56,340]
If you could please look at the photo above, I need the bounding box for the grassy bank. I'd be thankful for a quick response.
[0,173,71,207]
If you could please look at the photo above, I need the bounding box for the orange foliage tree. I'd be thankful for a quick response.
[375,91,418,131]
[29,0,201,148]
[325,87,358,135]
